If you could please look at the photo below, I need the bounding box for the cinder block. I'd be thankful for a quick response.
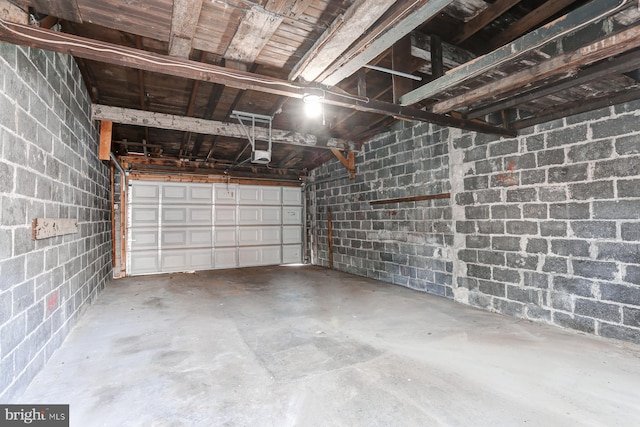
[573,260,618,281]
[548,164,588,183]
[623,307,640,328]
[549,203,590,219]
[596,242,640,264]
[551,239,590,257]
[594,201,640,219]
[591,114,640,139]
[567,140,612,163]
[546,125,587,147]
[569,181,613,200]
[553,312,595,334]
[574,298,621,322]
[598,323,640,344]
[594,157,640,179]
[571,221,616,239]
[537,149,565,166]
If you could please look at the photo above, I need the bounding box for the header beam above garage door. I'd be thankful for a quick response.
[92,104,349,151]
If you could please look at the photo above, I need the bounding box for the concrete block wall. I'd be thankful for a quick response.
[309,122,454,296]
[309,103,640,344]
[0,42,112,400]
[451,104,640,344]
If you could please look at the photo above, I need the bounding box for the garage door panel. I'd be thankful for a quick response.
[131,182,159,202]
[238,186,260,204]
[130,229,159,250]
[190,185,213,203]
[132,207,159,226]
[162,185,187,202]
[189,208,212,225]
[129,181,301,276]
[129,250,160,275]
[239,186,281,205]
[161,229,188,247]
[238,206,281,225]
[215,248,237,269]
[283,226,302,244]
[215,184,237,203]
[239,227,281,245]
[283,207,302,225]
[261,187,281,204]
[283,245,302,264]
[239,246,282,267]
[214,228,237,246]
[161,249,213,272]
[215,206,236,225]
[283,187,302,205]
[189,229,212,247]
[162,207,211,225]
[162,207,186,223]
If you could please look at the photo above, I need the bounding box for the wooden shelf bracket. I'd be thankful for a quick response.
[330,149,356,179]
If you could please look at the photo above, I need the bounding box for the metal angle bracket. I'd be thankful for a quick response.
[231,110,273,164]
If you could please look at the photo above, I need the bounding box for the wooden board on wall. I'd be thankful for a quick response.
[32,218,78,240]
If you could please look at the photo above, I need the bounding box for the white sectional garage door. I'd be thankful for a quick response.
[128,181,303,276]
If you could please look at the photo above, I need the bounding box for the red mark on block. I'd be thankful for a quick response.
[496,161,517,186]
[47,293,59,314]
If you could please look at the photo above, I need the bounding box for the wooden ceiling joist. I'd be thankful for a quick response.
[0,19,513,136]
[319,0,455,87]
[224,5,283,63]
[487,0,578,51]
[168,0,204,58]
[512,87,640,130]
[451,0,520,44]
[410,32,475,75]
[92,104,350,150]
[399,0,627,107]
[431,23,640,114]
[288,0,397,82]
[28,0,82,23]
[466,48,640,120]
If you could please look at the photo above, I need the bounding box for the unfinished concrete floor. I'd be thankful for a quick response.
[15,265,640,426]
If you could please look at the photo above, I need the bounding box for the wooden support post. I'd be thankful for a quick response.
[327,207,333,269]
[392,35,413,103]
[330,149,356,179]
[430,34,444,79]
[99,120,113,161]
[110,162,116,268]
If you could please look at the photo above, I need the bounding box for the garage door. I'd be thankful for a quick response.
[128,181,302,276]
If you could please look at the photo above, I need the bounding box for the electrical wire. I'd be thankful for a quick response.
[0,17,371,105]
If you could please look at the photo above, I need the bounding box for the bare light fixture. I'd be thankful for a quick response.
[302,88,325,119]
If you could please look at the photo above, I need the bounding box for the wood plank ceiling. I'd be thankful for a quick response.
[1,0,640,179]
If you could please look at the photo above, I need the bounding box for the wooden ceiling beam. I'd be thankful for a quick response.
[431,23,640,114]
[319,0,455,87]
[487,0,577,51]
[466,49,640,120]
[399,0,626,107]
[410,32,475,75]
[452,0,521,44]
[224,6,283,63]
[168,0,204,58]
[92,104,350,150]
[288,0,397,82]
[511,87,640,130]
[0,19,512,136]
[24,0,82,23]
